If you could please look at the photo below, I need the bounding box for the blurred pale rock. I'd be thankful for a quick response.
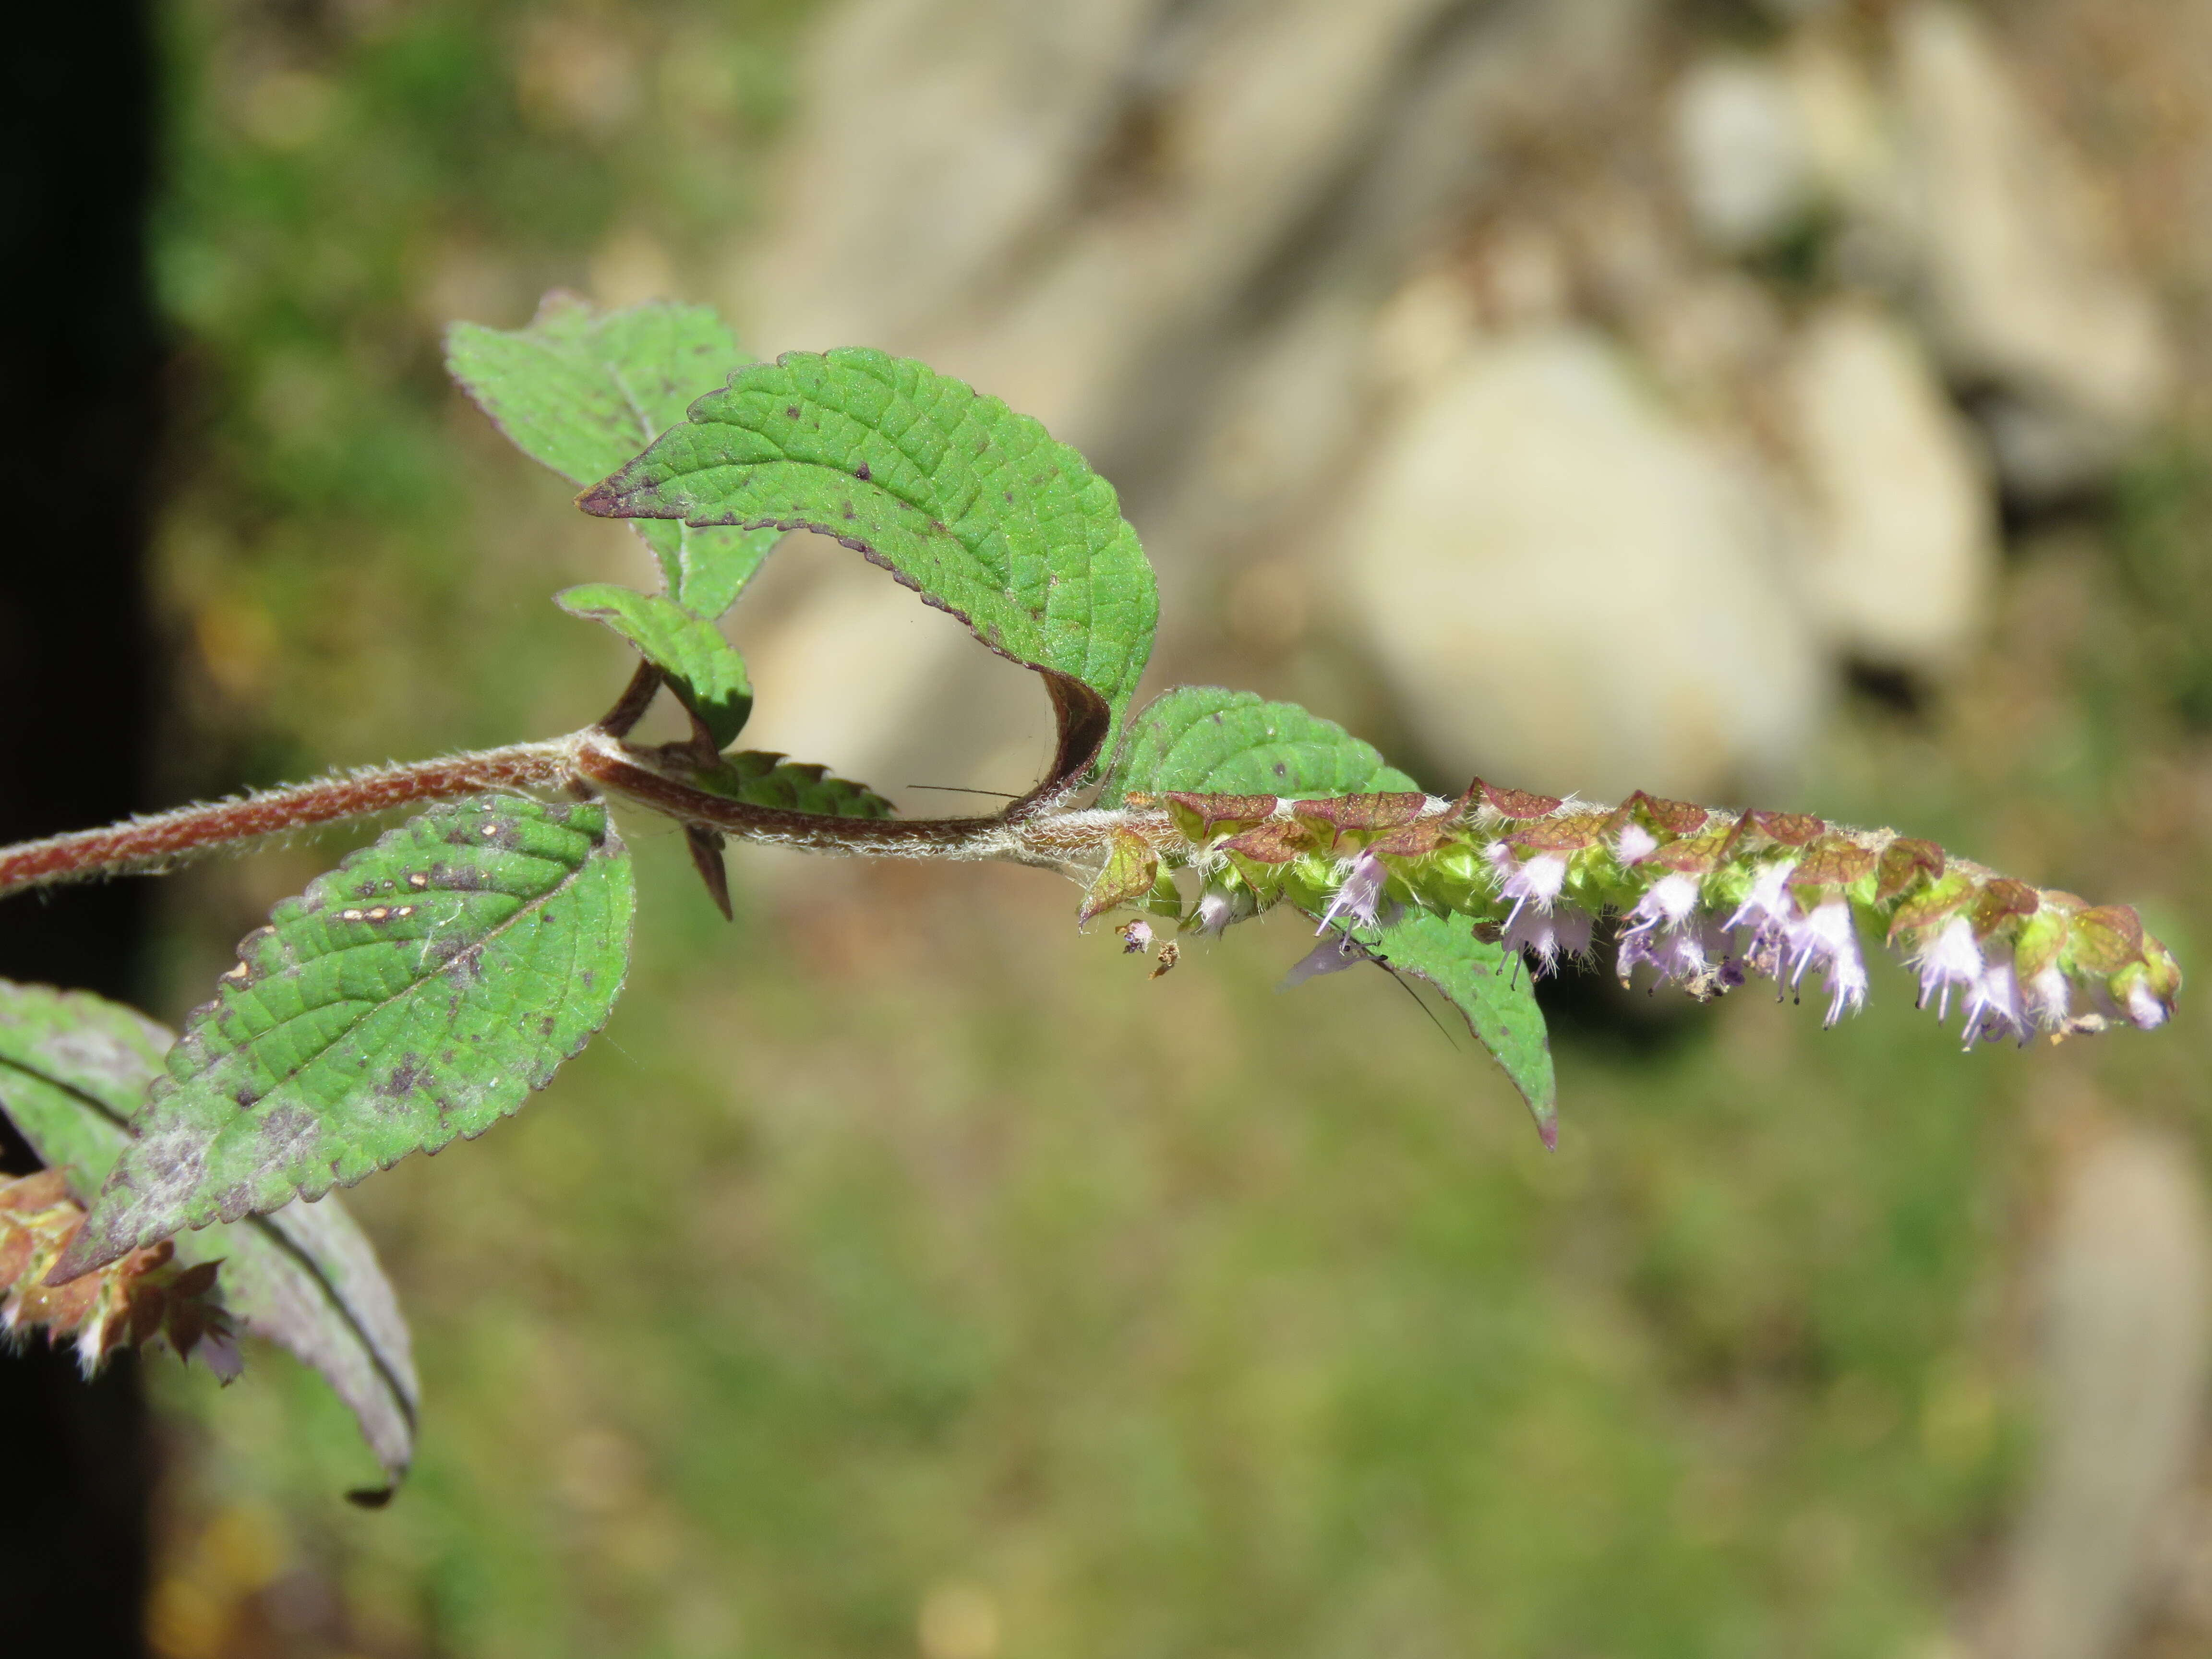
[1891,2,2169,496]
[747,0,1469,447]
[1335,326,1822,800]
[1784,301,1996,675]
[1672,55,1816,254]
[745,0,1166,360]
[735,0,1659,781]
[1986,1128,2212,1659]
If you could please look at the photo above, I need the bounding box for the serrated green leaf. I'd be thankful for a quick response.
[1366,910,1557,1144]
[58,796,634,1281]
[577,347,1158,772]
[1100,686,1416,806]
[555,582,753,747]
[0,981,419,1486]
[445,291,778,616]
[685,750,896,817]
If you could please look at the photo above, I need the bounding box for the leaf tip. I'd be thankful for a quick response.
[576,481,623,518]
[43,1222,125,1289]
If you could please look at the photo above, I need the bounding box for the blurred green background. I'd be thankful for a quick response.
[133,2,2212,1657]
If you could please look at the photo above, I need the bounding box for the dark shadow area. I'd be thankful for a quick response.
[1528,918,1719,1060]
[0,1,163,1652]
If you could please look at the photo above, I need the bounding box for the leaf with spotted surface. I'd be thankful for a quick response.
[0,980,420,1491]
[577,347,1158,778]
[1099,685,1416,805]
[54,795,634,1282]
[445,292,778,617]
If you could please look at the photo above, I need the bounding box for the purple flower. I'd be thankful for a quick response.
[1613,823,1660,864]
[1618,917,1740,995]
[1195,889,1238,937]
[2125,978,2171,1031]
[1912,916,1983,1022]
[1617,876,1737,993]
[1118,919,1154,954]
[1961,959,2025,1048]
[1317,851,1387,935]
[1486,846,1569,926]
[2024,963,2072,1031]
[1788,898,1868,1028]
[1504,903,1594,973]
[1723,859,1797,976]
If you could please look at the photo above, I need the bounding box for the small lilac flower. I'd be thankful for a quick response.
[1618,916,1737,994]
[1913,916,1984,1022]
[1630,872,1702,931]
[199,1329,245,1384]
[1788,898,1868,1027]
[1504,903,1594,973]
[1610,876,1725,995]
[1280,931,1371,989]
[1961,959,2025,1048]
[1118,918,1154,955]
[2125,978,2171,1031]
[1613,823,1659,865]
[2024,962,2072,1031]
[1318,850,1387,935]
[1195,889,1238,937]
[1723,859,1798,978]
[1486,845,1569,927]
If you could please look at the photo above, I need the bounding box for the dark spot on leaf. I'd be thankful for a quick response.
[233,1083,260,1110]
[854,461,871,482]
[377,1056,431,1100]
[581,970,595,989]
[1274,762,1288,778]
[258,1106,318,1166]
[539,1015,555,1036]
[785,405,800,418]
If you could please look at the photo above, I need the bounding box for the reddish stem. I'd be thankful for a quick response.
[0,743,573,901]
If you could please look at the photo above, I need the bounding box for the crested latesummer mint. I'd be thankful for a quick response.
[0,295,2179,1498]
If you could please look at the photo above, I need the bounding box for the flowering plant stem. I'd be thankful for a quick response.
[0,299,2178,1493]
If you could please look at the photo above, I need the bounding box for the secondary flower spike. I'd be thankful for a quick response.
[1109,784,2181,1046]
